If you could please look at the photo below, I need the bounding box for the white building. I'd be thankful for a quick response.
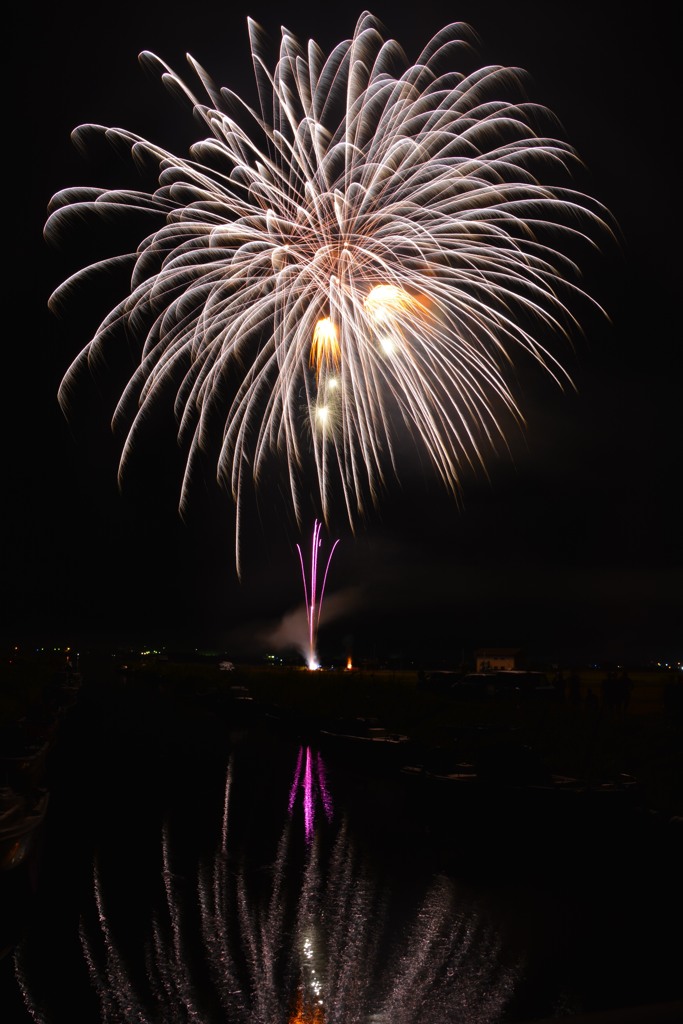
[475,648,522,672]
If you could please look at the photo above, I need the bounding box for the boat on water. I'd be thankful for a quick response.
[0,736,52,794]
[318,717,412,768]
[398,737,643,826]
[320,715,410,744]
[0,783,50,872]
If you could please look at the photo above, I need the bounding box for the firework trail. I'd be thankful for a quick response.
[47,13,612,568]
[297,520,339,670]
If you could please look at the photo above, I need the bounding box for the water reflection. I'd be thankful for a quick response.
[17,748,519,1023]
[288,746,334,843]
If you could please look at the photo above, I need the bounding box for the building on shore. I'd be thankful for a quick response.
[475,648,523,673]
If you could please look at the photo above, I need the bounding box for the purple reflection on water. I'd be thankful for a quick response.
[288,745,334,841]
[287,746,304,815]
[304,748,314,839]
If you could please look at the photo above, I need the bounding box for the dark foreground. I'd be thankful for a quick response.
[1,656,682,1022]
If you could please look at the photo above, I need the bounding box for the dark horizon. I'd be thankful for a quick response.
[5,625,680,674]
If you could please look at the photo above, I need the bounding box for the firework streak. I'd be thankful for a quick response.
[297,520,339,670]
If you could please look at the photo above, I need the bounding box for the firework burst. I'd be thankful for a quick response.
[47,13,612,568]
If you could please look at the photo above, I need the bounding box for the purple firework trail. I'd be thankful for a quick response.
[296,520,339,670]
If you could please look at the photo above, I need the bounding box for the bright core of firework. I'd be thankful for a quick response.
[310,318,341,382]
[47,13,613,569]
[364,284,424,325]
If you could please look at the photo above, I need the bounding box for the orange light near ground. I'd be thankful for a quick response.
[289,990,325,1024]
[346,656,353,670]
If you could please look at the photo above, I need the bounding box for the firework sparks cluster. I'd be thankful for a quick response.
[47,12,611,567]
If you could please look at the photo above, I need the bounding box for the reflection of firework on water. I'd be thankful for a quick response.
[288,745,334,843]
[48,13,612,567]
[297,520,339,670]
[17,757,518,1023]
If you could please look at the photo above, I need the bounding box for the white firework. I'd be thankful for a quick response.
[47,12,613,568]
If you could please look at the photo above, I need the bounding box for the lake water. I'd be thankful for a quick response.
[2,680,682,1022]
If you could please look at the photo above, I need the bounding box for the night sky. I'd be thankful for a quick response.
[9,0,680,666]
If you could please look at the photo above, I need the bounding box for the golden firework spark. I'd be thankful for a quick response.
[310,318,341,381]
